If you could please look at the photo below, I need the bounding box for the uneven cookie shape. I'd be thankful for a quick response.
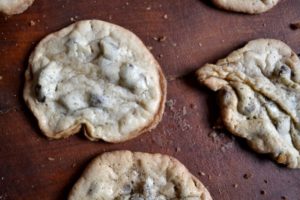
[69,151,212,200]
[0,0,34,15]
[211,0,279,14]
[24,20,166,143]
[197,39,300,168]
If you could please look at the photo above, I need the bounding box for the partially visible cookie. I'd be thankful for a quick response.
[0,0,34,15]
[68,151,212,200]
[211,0,280,14]
[24,20,166,143]
[197,39,300,168]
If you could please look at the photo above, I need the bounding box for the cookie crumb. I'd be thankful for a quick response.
[290,21,300,30]
[29,20,35,26]
[220,141,234,153]
[163,14,168,19]
[175,147,181,152]
[0,76,2,80]
[190,103,196,109]
[281,196,287,200]
[158,54,163,58]
[146,6,151,10]
[232,184,238,188]
[263,179,268,184]
[182,106,187,116]
[147,46,153,51]
[48,157,55,161]
[154,36,167,42]
[166,99,176,110]
[243,173,252,179]
[199,42,202,47]
[208,131,219,142]
[159,36,167,42]
[198,171,206,176]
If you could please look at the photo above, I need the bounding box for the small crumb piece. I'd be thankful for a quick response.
[175,147,181,152]
[146,6,151,10]
[264,179,268,184]
[198,171,205,176]
[243,173,252,179]
[182,106,187,116]
[208,175,212,180]
[232,184,238,188]
[70,17,75,22]
[260,190,266,195]
[29,20,35,26]
[158,36,167,42]
[147,46,153,51]
[72,163,77,168]
[158,54,163,58]
[48,157,55,161]
[0,76,2,80]
[199,42,202,47]
[290,21,300,30]
[281,196,287,200]
[190,103,196,109]
[163,14,168,19]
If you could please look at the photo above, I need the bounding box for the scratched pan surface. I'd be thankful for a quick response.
[0,0,300,199]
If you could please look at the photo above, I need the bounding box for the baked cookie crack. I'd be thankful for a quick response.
[197,39,300,168]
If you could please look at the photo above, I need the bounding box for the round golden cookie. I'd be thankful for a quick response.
[24,20,167,143]
[0,0,34,15]
[69,151,212,200]
[211,0,280,14]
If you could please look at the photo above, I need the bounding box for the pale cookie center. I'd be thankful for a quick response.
[33,27,158,138]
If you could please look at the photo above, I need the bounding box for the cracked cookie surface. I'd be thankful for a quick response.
[211,0,279,14]
[24,20,166,143]
[197,39,300,168]
[68,151,212,200]
[0,0,34,15]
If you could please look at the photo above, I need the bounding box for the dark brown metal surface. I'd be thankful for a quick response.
[0,0,300,199]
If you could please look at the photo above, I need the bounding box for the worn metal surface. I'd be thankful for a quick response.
[0,0,300,199]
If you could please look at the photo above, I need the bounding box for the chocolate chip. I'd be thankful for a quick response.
[122,184,132,195]
[244,101,256,115]
[35,84,46,103]
[90,94,103,107]
[87,182,98,196]
[279,65,290,76]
